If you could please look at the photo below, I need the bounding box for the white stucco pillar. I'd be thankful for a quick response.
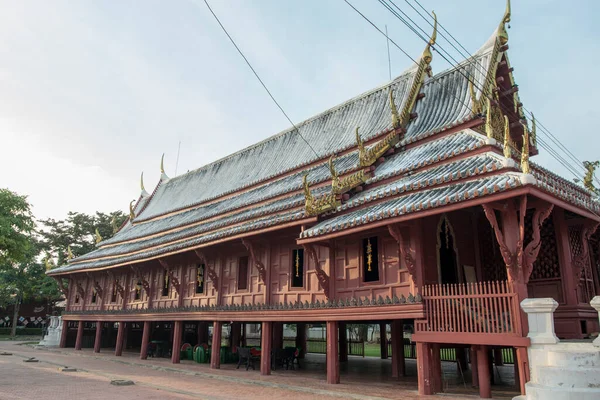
[520,298,559,344]
[591,296,600,347]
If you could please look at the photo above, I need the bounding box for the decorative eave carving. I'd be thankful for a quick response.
[357,122,403,168]
[159,259,180,293]
[303,174,340,217]
[329,155,371,195]
[194,250,219,290]
[303,244,330,299]
[482,196,553,285]
[573,222,600,282]
[76,281,86,298]
[92,280,103,298]
[387,224,415,276]
[241,239,266,283]
[106,270,125,297]
[131,266,150,295]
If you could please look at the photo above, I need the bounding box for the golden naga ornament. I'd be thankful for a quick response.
[95,228,103,244]
[295,250,300,277]
[129,199,136,221]
[583,161,600,193]
[521,123,530,174]
[497,0,511,46]
[366,239,373,272]
[302,174,340,217]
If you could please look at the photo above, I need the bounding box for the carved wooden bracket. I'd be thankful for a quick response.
[76,281,86,298]
[159,259,180,294]
[573,222,600,282]
[92,281,103,298]
[387,224,416,276]
[241,239,267,283]
[482,196,553,285]
[194,250,219,290]
[303,244,330,299]
[53,277,69,298]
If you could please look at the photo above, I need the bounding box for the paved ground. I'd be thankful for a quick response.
[0,342,517,399]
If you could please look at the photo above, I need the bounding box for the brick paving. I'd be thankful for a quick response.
[0,342,517,399]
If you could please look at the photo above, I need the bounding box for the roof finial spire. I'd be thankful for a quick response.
[67,245,74,260]
[531,113,537,147]
[503,115,512,158]
[111,215,119,234]
[160,153,165,174]
[328,156,340,191]
[521,123,530,174]
[95,228,103,244]
[498,0,511,45]
[129,199,136,221]
[140,172,145,192]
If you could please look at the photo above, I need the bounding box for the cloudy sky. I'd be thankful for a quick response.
[0,0,598,220]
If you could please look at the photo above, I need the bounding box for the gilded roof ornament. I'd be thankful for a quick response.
[140,172,145,192]
[67,245,74,260]
[95,228,103,244]
[110,215,119,234]
[129,199,136,221]
[583,161,600,193]
[530,113,537,147]
[389,90,401,129]
[302,174,340,217]
[421,10,437,65]
[44,255,54,271]
[328,156,340,188]
[503,115,512,158]
[497,0,511,46]
[469,79,481,115]
[521,123,530,174]
[160,154,165,174]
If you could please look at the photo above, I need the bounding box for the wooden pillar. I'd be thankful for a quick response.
[456,348,468,371]
[477,346,492,398]
[431,344,442,393]
[74,321,84,350]
[115,321,125,356]
[326,321,340,384]
[339,322,348,362]
[261,321,272,375]
[197,321,209,345]
[515,347,529,395]
[379,322,388,359]
[122,321,130,350]
[513,348,520,391]
[296,323,307,359]
[140,321,151,360]
[93,321,102,353]
[391,320,405,378]
[470,346,479,388]
[272,322,284,349]
[59,320,68,348]
[171,321,182,363]
[211,321,222,369]
[493,348,504,366]
[230,322,241,350]
[417,342,432,395]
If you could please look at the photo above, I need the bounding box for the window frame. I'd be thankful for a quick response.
[237,256,249,291]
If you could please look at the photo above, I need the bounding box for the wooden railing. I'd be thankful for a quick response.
[415,281,522,336]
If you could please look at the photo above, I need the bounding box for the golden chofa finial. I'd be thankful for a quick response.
[67,245,74,260]
[129,199,136,221]
[160,153,165,174]
[111,215,119,234]
[421,11,438,64]
[140,172,145,192]
[302,174,313,202]
[389,90,400,129]
[530,113,537,147]
[498,0,511,45]
[328,155,341,191]
[521,123,530,174]
[503,115,512,158]
[95,228,103,244]
[44,255,54,271]
[355,126,364,152]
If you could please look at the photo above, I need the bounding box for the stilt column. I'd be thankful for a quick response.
[115,321,125,356]
[470,346,479,388]
[261,321,272,375]
[477,345,492,398]
[296,323,307,359]
[230,322,241,350]
[391,320,405,377]
[74,321,84,350]
[431,344,442,393]
[140,321,151,360]
[272,322,283,349]
[417,342,432,395]
[197,321,209,345]
[171,321,182,363]
[339,322,348,362]
[93,321,102,353]
[326,321,340,384]
[379,322,388,359]
[59,320,68,348]
[211,321,222,369]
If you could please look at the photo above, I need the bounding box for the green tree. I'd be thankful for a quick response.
[0,189,35,265]
[39,211,127,266]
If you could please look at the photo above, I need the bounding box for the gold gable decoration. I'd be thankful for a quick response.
[303,174,340,217]
[521,123,530,174]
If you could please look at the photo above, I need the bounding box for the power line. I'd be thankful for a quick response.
[202,0,319,159]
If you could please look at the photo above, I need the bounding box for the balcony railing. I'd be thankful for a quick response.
[415,281,522,336]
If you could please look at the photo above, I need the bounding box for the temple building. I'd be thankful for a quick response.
[47,2,600,398]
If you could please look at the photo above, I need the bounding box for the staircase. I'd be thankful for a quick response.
[514,342,600,400]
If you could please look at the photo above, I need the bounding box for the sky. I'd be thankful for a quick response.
[0,0,598,221]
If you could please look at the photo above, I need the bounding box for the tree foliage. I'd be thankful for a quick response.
[39,211,127,266]
[0,188,35,265]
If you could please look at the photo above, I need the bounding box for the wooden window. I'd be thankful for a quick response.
[134,280,142,301]
[91,288,97,304]
[74,293,80,304]
[291,248,304,287]
[238,256,249,290]
[196,264,205,294]
[162,271,170,297]
[363,236,380,282]
[111,282,117,303]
